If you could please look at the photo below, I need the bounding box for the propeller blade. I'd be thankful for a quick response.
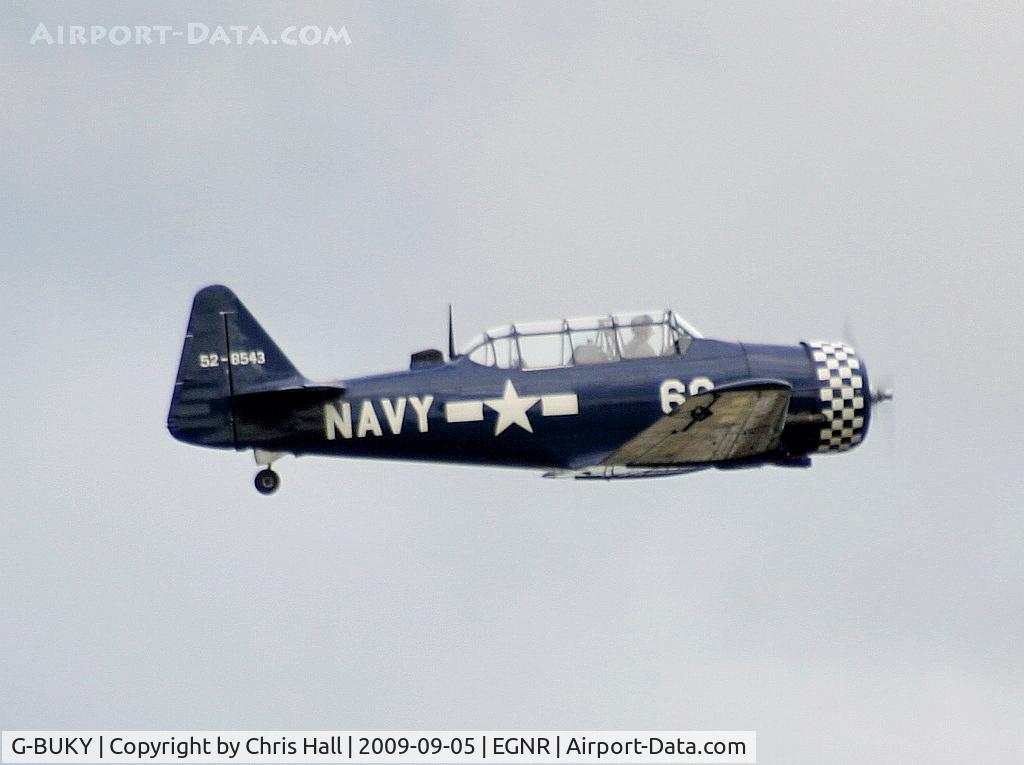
[870,387,894,404]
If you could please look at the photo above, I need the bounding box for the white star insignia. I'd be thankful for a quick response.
[484,380,539,435]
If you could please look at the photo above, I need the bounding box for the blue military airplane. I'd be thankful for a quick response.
[168,285,891,494]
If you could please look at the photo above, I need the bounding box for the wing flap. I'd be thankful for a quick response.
[601,379,792,466]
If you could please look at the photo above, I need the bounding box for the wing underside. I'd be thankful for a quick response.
[600,380,793,467]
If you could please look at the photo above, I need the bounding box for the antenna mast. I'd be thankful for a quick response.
[448,304,459,360]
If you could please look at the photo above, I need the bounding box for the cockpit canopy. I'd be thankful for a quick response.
[462,311,702,370]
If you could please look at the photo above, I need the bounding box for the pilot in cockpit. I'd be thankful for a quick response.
[621,315,657,359]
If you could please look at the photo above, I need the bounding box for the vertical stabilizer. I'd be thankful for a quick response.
[167,285,305,448]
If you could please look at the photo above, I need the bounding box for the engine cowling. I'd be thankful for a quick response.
[804,340,870,453]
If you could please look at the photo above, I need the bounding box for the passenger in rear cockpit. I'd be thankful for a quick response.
[621,315,657,359]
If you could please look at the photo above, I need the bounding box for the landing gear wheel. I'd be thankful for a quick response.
[254,468,280,495]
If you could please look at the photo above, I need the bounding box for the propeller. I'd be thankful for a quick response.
[843,318,894,407]
[871,387,894,404]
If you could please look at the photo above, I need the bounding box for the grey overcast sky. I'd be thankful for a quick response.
[2,2,1022,762]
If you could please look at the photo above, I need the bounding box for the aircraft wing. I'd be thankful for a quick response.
[600,379,792,467]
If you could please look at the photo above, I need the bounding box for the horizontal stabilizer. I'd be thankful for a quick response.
[229,383,344,401]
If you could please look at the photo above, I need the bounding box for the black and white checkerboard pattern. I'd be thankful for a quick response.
[807,341,866,452]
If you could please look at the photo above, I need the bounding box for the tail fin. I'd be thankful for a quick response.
[167,285,305,448]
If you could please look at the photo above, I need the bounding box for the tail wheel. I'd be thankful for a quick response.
[255,468,280,495]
